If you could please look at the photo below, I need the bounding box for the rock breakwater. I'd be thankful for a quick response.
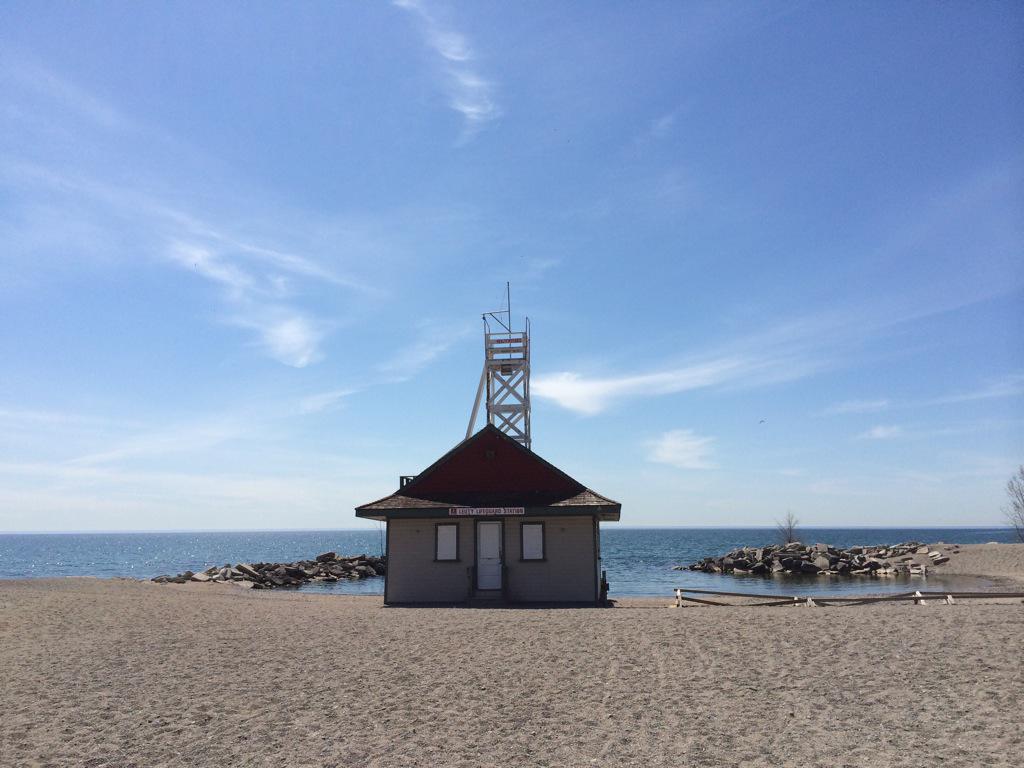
[680,541,957,577]
[152,552,385,589]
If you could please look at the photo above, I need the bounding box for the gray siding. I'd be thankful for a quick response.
[505,515,597,603]
[386,518,474,603]
[385,515,599,604]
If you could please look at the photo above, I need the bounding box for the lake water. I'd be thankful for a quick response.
[0,527,1015,597]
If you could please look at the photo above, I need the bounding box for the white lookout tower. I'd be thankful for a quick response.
[466,283,531,450]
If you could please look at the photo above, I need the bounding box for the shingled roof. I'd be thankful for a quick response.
[355,425,621,521]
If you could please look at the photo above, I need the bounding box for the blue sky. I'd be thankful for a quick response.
[1,1,1021,531]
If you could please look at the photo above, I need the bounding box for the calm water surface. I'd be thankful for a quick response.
[0,527,1015,597]
[601,526,1014,596]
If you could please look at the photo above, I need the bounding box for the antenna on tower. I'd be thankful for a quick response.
[466,282,531,449]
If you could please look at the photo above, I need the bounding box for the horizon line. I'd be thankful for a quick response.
[0,524,1014,536]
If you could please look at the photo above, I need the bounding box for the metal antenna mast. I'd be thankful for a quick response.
[466,282,531,449]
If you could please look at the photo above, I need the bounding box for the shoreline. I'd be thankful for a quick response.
[1,542,1020,596]
[683,541,1024,589]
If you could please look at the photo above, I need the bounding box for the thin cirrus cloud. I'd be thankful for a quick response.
[67,419,244,467]
[919,373,1024,406]
[394,0,500,138]
[533,350,821,416]
[3,155,343,370]
[824,399,891,415]
[647,429,716,470]
[0,52,132,132]
[534,358,746,416]
[824,373,1024,416]
[858,425,903,440]
[3,52,379,370]
[299,388,358,415]
[536,284,1024,418]
[7,160,367,369]
[167,242,328,368]
[376,321,473,383]
[532,308,884,416]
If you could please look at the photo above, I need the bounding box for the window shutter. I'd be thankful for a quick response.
[436,524,457,560]
[522,523,544,560]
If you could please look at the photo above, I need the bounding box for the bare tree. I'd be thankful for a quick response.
[776,509,800,544]
[1005,465,1024,543]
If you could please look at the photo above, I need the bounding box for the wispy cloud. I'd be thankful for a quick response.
[534,276,1024,417]
[919,373,1024,406]
[0,407,139,429]
[824,398,890,415]
[377,320,472,383]
[533,320,828,416]
[67,419,244,466]
[0,457,391,531]
[0,52,131,132]
[828,373,1023,417]
[394,0,500,139]
[649,112,676,139]
[855,419,1018,442]
[535,357,749,415]
[299,389,358,415]
[858,425,903,440]
[776,468,806,477]
[2,52,386,369]
[3,159,366,368]
[647,429,716,470]
[167,241,329,367]
[160,207,370,293]
[233,308,327,368]
[168,242,256,298]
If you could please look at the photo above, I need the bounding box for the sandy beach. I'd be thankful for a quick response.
[1,543,1022,768]
[925,542,1024,586]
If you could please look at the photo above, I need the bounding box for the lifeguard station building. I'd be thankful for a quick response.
[355,290,621,605]
[355,425,621,605]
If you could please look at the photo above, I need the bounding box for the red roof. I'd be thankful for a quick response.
[355,425,621,520]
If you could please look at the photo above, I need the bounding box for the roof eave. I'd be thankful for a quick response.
[356,504,621,521]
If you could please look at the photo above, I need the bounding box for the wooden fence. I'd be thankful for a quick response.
[673,587,1024,608]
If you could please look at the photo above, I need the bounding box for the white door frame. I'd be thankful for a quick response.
[475,520,503,591]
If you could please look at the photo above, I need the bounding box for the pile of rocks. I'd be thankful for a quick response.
[152,552,386,589]
[679,541,956,578]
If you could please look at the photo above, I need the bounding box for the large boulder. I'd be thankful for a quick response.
[315,551,337,563]
[236,563,265,582]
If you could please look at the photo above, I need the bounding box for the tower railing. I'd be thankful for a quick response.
[484,321,530,449]
[465,286,532,449]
